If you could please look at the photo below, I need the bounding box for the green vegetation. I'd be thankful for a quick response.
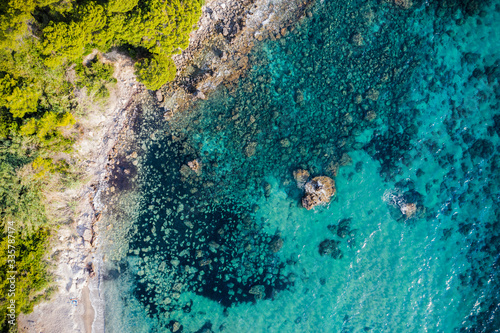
[75,57,116,100]
[135,53,177,90]
[0,0,203,330]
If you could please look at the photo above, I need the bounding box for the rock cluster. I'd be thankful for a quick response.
[301,176,336,210]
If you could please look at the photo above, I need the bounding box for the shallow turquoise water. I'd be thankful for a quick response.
[102,0,500,332]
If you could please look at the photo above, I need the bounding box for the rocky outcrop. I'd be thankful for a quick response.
[160,0,316,116]
[301,176,336,210]
[400,202,417,217]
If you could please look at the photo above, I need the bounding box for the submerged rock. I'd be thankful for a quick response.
[394,0,413,9]
[318,239,342,259]
[364,110,377,122]
[293,169,310,188]
[350,32,364,46]
[270,236,284,253]
[180,164,192,178]
[245,141,257,157]
[249,284,266,300]
[302,176,336,210]
[188,159,202,175]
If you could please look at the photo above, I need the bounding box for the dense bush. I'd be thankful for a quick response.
[0,226,53,333]
[75,57,116,99]
[135,53,177,90]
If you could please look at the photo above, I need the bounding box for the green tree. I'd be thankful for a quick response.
[75,57,115,99]
[135,53,177,90]
[0,227,53,332]
[0,0,205,328]
[108,0,139,13]
[42,21,88,67]
[0,162,47,234]
[0,74,41,118]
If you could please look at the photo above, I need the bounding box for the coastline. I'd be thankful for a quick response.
[18,53,143,332]
[162,0,315,116]
[18,0,315,331]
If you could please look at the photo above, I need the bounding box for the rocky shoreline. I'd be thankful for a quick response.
[19,0,315,332]
[161,0,315,116]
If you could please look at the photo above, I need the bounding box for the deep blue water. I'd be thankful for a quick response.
[102,0,500,332]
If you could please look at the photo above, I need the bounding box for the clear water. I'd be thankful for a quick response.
[101,0,500,332]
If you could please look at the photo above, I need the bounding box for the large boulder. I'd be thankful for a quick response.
[301,176,336,210]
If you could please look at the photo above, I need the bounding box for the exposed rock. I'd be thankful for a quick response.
[127,151,138,159]
[156,90,163,102]
[82,229,93,242]
[195,90,206,99]
[400,202,417,217]
[302,176,336,210]
[386,183,426,221]
[293,169,310,188]
[85,262,96,278]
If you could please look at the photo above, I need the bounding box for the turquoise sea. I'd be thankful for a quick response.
[100,0,500,332]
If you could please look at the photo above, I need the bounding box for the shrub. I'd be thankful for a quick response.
[108,0,139,13]
[135,53,177,90]
[0,74,40,119]
[75,57,115,99]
